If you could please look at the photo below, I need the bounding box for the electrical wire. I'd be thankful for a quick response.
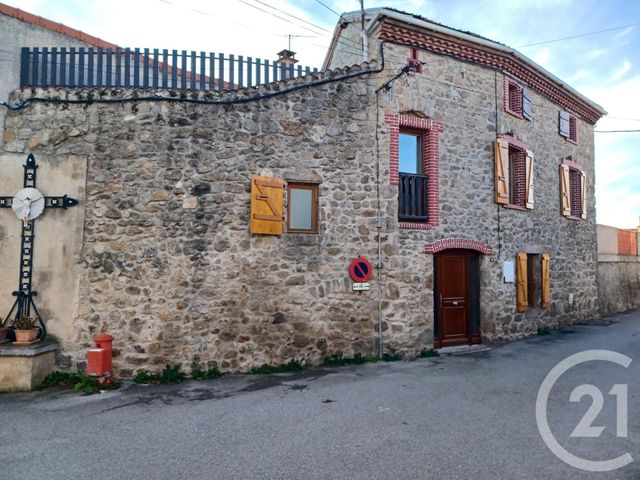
[313,0,340,17]
[517,22,640,48]
[594,130,640,133]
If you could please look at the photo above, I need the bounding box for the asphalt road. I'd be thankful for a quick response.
[2,310,640,480]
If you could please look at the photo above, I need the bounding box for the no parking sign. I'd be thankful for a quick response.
[349,257,372,287]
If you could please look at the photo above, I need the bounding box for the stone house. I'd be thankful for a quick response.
[0,7,605,376]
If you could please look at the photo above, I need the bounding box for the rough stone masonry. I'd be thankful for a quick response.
[0,44,600,376]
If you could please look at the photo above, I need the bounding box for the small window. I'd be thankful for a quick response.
[508,146,526,208]
[508,83,520,112]
[504,78,528,118]
[287,183,318,233]
[527,254,542,308]
[559,110,578,143]
[399,132,422,174]
[569,116,577,143]
[569,168,582,217]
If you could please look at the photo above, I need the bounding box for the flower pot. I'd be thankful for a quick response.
[0,327,7,342]
[14,328,39,343]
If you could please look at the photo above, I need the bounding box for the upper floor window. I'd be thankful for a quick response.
[385,113,443,230]
[495,136,534,210]
[559,157,586,220]
[559,110,578,144]
[398,130,428,222]
[504,77,532,120]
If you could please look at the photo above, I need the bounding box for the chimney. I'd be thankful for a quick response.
[276,49,298,66]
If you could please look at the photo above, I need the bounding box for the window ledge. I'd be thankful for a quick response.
[505,107,523,119]
[564,215,583,221]
[503,203,527,212]
[399,221,435,230]
[565,137,578,145]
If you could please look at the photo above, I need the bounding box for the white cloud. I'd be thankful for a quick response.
[609,59,632,82]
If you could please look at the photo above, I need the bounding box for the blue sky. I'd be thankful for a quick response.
[9,0,640,228]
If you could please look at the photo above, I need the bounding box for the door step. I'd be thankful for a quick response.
[437,344,492,356]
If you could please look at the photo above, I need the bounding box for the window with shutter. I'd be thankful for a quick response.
[495,135,533,210]
[517,252,550,311]
[250,175,285,235]
[559,158,586,220]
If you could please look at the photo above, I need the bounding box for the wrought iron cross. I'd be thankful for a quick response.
[0,153,78,340]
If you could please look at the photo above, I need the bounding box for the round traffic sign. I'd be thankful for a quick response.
[349,257,372,282]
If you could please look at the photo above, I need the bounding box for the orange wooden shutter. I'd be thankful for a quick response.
[516,252,528,312]
[494,139,510,205]
[525,150,534,209]
[560,164,571,216]
[541,253,550,309]
[580,170,587,219]
[250,175,285,235]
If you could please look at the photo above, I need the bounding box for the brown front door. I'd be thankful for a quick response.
[434,250,480,347]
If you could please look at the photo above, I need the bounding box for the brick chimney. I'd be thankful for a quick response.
[276,49,298,66]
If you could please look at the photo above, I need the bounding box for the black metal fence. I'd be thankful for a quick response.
[19,47,319,91]
[398,173,428,222]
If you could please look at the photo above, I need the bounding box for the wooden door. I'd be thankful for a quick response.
[434,250,480,347]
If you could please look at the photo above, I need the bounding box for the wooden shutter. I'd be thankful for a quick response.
[580,170,587,219]
[559,110,570,137]
[250,175,285,235]
[541,253,550,309]
[522,89,532,120]
[525,150,534,209]
[494,139,510,204]
[560,164,571,216]
[516,252,528,312]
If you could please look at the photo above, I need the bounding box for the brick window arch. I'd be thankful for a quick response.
[385,113,443,229]
[424,238,494,255]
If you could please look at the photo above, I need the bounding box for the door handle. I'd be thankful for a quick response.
[452,300,459,306]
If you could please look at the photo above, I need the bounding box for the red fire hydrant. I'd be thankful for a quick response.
[87,333,113,384]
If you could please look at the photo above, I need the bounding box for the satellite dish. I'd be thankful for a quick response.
[12,187,45,224]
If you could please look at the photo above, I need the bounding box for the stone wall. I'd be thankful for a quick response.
[0,9,106,145]
[597,224,640,315]
[1,36,601,376]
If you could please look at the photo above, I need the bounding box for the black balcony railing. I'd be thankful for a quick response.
[398,172,428,222]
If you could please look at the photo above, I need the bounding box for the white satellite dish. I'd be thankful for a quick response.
[12,187,45,225]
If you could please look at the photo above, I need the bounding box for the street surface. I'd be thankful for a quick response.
[2,310,640,479]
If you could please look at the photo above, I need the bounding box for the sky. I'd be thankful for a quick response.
[6,0,640,228]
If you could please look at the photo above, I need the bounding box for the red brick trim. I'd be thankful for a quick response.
[504,77,523,118]
[378,22,603,124]
[0,3,118,49]
[425,238,493,255]
[385,113,442,228]
[498,133,529,151]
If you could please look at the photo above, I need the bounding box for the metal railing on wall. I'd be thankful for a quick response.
[20,47,319,91]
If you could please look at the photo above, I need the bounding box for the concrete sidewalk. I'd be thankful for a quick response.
[2,310,640,479]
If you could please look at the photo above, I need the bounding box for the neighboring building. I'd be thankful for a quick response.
[597,224,640,314]
[0,3,117,144]
[0,7,606,376]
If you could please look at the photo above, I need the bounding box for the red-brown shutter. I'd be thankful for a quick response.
[580,170,587,219]
[495,139,510,204]
[525,150,534,209]
[250,175,285,235]
[560,164,571,216]
[516,252,528,312]
[541,254,550,309]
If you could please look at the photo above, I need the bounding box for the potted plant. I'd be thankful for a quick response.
[13,316,39,343]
